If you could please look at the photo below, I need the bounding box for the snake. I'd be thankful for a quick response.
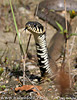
[25,1,77,76]
[37,0,77,12]
[25,21,58,77]
[36,0,77,61]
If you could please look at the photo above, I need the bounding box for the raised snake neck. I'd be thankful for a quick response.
[34,32,51,76]
[25,21,52,76]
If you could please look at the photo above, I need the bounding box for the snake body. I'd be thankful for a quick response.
[25,21,52,76]
[37,0,77,30]
[36,0,75,62]
[37,0,77,12]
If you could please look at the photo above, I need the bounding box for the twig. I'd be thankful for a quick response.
[45,1,50,31]
[35,4,39,17]
[26,34,32,54]
[14,29,25,43]
[64,0,68,31]
[22,54,27,85]
[14,33,17,43]
[69,27,77,56]
[64,0,72,88]
[62,0,68,64]
[69,27,77,84]
[50,73,58,80]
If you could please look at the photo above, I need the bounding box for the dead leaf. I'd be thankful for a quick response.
[15,85,42,95]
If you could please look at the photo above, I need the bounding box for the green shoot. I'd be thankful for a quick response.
[56,21,64,34]
[50,9,55,12]
[0,67,4,75]
[69,10,77,18]
[9,0,24,55]
[56,21,77,38]
[69,33,77,36]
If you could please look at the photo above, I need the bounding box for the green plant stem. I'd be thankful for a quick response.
[9,0,24,55]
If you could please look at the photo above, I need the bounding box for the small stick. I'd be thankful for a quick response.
[35,4,39,17]
[14,33,17,43]
[62,0,68,64]
[69,27,77,86]
[14,29,25,43]
[64,0,72,89]
[64,0,68,31]
[26,34,32,54]
[69,27,77,56]
[22,54,27,85]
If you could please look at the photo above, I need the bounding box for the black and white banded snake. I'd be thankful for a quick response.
[25,21,58,77]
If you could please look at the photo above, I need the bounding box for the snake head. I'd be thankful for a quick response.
[25,21,45,34]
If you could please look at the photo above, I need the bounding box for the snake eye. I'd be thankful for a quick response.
[34,24,36,27]
[25,21,45,34]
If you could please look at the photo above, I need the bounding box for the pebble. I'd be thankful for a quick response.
[52,85,55,89]
[18,7,31,15]
[4,89,9,92]
[33,79,38,82]
[16,85,19,88]
[6,80,9,83]
[11,76,16,80]
[27,65,36,70]
[0,77,3,81]
[26,62,36,70]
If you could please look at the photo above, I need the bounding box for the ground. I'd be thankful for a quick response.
[0,0,77,100]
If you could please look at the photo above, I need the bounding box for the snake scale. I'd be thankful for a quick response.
[25,21,58,77]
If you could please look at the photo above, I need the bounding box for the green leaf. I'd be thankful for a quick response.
[70,33,77,36]
[0,67,4,75]
[64,29,68,33]
[0,85,6,90]
[56,21,63,33]
[69,10,77,18]
[60,32,64,34]
[1,85,6,89]
[50,9,55,12]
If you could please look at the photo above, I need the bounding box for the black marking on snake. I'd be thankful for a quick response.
[26,21,44,32]
[35,32,51,74]
[37,49,43,53]
[34,24,36,27]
